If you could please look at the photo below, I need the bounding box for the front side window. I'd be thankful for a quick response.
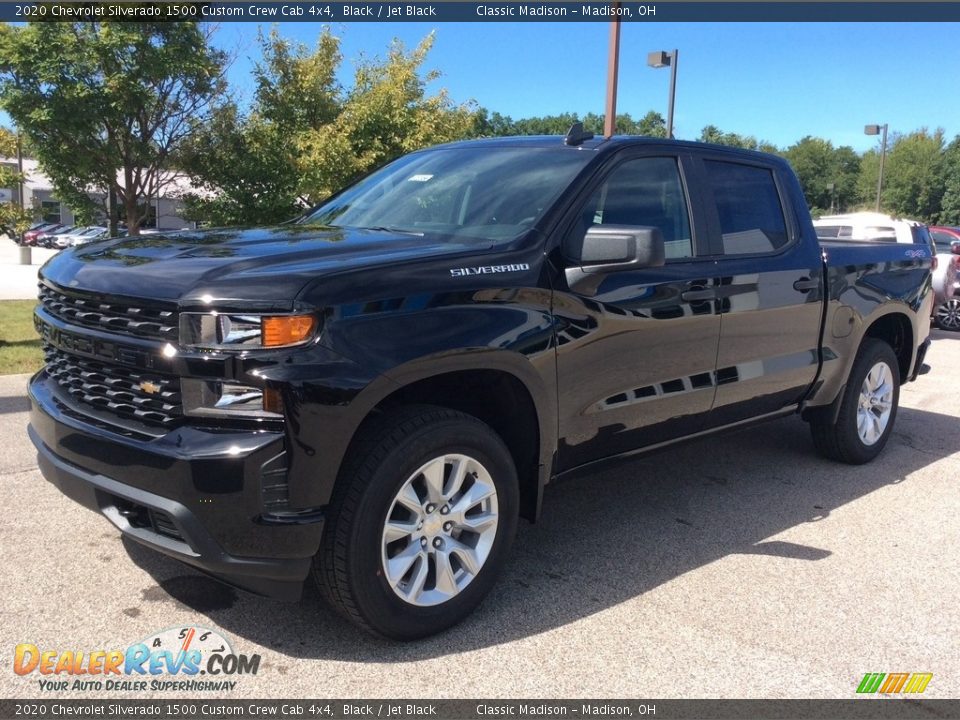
[704,161,788,255]
[575,157,693,260]
[300,147,592,244]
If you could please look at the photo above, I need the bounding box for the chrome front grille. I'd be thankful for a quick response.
[39,283,178,343]
[43,346,182,426]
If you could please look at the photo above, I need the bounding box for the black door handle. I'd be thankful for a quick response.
[793,277,820,292]
[681,288,717,302]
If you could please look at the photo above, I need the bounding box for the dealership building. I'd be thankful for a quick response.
[0,157,198,231]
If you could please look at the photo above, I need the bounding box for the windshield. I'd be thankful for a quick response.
[300,146,593,243]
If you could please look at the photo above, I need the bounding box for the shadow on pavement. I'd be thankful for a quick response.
[122,405,959,659]
[0,394,30,415]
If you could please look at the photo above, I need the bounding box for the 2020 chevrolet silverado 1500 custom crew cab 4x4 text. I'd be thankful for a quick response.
[29,133,933,639]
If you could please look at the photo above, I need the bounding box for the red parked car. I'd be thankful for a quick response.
[21,222,63,246]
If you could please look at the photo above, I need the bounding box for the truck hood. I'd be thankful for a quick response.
[39,225,483,310]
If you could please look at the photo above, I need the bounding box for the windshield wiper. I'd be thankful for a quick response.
[363,226,424,236]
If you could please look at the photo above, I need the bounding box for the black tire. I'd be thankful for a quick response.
[313,404,519,640]
[934,298,960,331]
[810,338,900,464]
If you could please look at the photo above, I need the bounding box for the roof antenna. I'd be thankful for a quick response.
[564,122,594,146]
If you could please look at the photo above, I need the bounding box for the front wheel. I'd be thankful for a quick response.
[809,338,900,464]
[313,405,518,640]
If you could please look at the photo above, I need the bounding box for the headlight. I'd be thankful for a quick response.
[180,312,317,350]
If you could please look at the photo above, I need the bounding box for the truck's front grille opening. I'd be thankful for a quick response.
[39,283,178,343]
[43,346,183,427]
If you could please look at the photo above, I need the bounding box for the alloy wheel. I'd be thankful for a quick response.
[380,454,499,607]
[857,361,894,446]
[936,298,960,330]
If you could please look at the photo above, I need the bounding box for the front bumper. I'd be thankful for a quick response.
[28,373,323,600]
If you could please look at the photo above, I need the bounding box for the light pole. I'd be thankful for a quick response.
[864,123,888,212]
[648,49,678,138]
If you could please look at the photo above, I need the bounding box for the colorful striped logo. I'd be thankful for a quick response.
[857,673,932,694]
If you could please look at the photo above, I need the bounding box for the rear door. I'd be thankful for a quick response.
[693,153,825,427]
[552,149,722,471]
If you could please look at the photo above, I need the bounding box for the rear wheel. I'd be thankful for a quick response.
[313,405,518,640]
[934,298,960,331]
[810,338,900,464]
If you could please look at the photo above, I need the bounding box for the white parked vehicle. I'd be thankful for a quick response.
[54,226,108,248]
[813,212,955,314]
[813,211,926,244]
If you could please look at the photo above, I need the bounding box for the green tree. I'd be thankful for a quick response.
[698,124,776,152]
[635,110,668,137]
[855,149,882,210]
[0,127,32,240]
[182,28,342,225]
[180,107,302,227]
[296,33,476,201]
[783,136,860,213]
[940,135,960,226]
[477,110,667,138]
[471,109,517,137]
[0,21,226,235]
[183,29,476,223]
[858,129,945,221]
[510,112,579,136]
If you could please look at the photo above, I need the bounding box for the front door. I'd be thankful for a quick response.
[552,152,722,472]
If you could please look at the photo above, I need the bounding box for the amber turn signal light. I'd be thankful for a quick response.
[262,387,283,415]
[262,315,316,347]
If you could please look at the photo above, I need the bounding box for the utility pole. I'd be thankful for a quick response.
[604,6,622,138]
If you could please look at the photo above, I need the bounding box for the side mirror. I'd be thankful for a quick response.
[951,241,960,255]
[569,225,666,273]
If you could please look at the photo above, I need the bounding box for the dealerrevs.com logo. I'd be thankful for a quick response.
[13,626,260,692]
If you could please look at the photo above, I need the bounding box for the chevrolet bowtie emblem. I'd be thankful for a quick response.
[139,381,161,395]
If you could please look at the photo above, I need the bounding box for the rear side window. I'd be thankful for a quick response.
[705,161,789,255]
[930,230,957,253]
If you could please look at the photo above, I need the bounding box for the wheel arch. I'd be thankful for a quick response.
[343,352,556,523]
[862,310,915,383]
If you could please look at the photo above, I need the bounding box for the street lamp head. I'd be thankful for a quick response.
[864,124,881,136]
[647,50,672,69]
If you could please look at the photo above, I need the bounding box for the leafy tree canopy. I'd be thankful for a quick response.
[783,136,861,214]
[0,21,226,235]
[882,129,946,221]
[0,126,32,240]
[472,109,667,138]
[182,29,476,225]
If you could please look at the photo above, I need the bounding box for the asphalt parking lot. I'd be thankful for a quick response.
[1,330,958,700]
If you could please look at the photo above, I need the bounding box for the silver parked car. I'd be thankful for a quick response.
[930,227,960,330]
[56,226,109,248]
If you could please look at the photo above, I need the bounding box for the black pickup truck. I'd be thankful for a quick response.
[29,134,933,639]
